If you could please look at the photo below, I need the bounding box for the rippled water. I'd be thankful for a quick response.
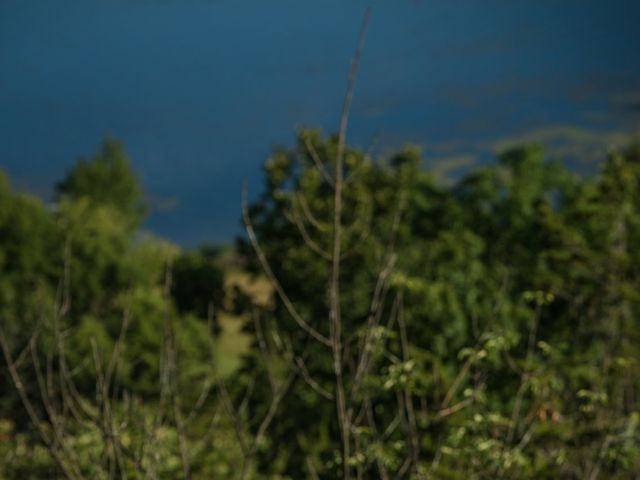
[2,0,639,245]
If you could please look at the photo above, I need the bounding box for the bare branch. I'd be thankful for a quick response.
[294,356,334,401]
[284,206,332,261]
[436,398,473,419]
[304,136,335,188]
[0,326,82,480]
[335,7,372,175]
[242,183,331,347]
[295,191,329,233]
[331,11,372,477]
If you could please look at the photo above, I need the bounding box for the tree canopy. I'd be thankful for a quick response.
[1,134,639,478]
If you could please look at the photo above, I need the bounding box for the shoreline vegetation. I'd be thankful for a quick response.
[2,12,640,477]
[1,132,639,478]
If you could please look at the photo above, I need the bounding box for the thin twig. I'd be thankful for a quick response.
[304,136,335,188]
[242,183,331,347]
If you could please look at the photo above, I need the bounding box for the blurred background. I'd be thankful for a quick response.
[3,2,640,479]
[3,0,640,245]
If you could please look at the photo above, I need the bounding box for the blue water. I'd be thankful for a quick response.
[2,0,639,245]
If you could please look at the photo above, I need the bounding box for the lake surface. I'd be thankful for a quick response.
[2,0,640,245]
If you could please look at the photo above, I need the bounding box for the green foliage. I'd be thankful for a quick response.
[1,136,640,478]
[56,139,147,229]
[0,140,246,478]
[236,133,640,478]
